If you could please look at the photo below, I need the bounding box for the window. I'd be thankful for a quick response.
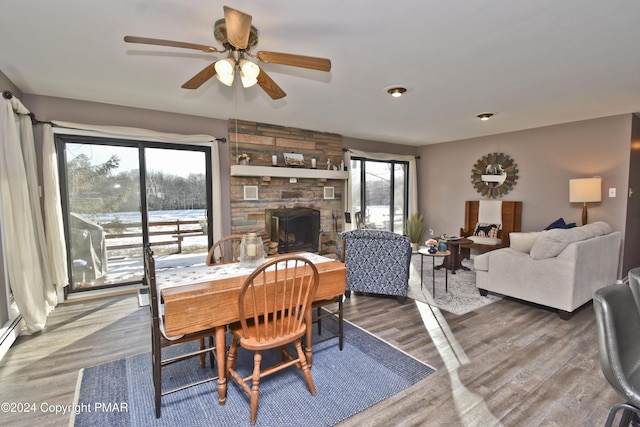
[56,135,213,292]
[350,157,409,233]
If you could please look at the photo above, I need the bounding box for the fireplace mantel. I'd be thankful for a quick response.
[231,165,348,180]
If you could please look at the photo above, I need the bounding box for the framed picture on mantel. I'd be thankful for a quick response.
[283,152,305,167]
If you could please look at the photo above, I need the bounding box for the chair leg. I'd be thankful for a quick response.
[208,336,215,369]
[250,351,262,426]
[199,338,205,368]
[316,306,322,335]
[605,403,640,427]
[226,337,239,373]
[152,336,162,418]
[621,409,635,427]
[338,297,344,351]
[294,340,316,396]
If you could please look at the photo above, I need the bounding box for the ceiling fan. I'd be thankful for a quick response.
[124,5,331,100]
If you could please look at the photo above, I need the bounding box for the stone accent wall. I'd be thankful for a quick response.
[228,120,345,243]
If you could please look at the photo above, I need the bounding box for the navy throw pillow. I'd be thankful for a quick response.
[544,218,567,230]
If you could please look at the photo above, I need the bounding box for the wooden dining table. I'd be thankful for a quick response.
[156,252,346,405]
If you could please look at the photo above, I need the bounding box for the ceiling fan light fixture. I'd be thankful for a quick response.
[387,86,407,97]
[240,73,258,88]
[239,59,260,79]
[476,113,495,121]
[215,58,236,86]
[239,59,260,87]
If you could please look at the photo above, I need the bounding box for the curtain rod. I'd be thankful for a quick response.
[343,148,420,159]
[2,91,227,141]
[3,90,55,125]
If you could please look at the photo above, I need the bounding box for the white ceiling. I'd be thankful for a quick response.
[2,1,640,146]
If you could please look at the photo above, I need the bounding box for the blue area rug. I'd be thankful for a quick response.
[72,318,434,426]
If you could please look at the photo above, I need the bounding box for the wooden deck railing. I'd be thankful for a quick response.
[102,219,206,254]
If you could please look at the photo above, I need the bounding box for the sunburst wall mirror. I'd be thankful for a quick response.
[470,152,518,198]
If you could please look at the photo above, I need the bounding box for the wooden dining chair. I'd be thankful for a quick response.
[205,234,244,265]
[226,255,319,425]
[144,244,218,418]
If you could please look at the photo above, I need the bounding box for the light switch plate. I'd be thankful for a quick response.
[609,188,616,197]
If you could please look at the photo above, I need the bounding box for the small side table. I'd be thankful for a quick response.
[434,237,473,274]
[418,248,451,297]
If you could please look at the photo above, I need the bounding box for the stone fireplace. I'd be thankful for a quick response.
[266,208,320,254]
[228,120,346,250]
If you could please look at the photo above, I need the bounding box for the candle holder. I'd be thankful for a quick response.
[240,233,265,268]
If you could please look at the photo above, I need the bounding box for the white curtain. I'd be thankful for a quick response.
[0,97,57,332]
[345,149,418,230]
[42,125,69,297]
[48,121,224,243]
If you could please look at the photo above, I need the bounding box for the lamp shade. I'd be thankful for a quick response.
[214,58,236,86]
[239,59,259,88]
[569,177,602,203]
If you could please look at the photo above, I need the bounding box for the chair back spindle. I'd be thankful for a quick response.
[239,256,318,344]
[206,234,244,265]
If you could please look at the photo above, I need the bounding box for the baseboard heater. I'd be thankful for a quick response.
[0,316,22,362]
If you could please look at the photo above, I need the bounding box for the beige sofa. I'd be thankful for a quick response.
[474,221,621,319]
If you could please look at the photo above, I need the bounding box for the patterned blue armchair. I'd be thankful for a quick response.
[341,229,412,303]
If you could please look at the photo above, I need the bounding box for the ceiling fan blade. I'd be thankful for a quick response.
[256,69,286,100]
[124,36,219,53]
[257,51,331,72]
[223,6,252,49]
[181,63,218,89]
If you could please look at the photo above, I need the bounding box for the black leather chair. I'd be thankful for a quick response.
[628,267,640,314]
[593,283,640,426]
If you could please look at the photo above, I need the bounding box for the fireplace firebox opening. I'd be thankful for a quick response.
[265,208,320,254]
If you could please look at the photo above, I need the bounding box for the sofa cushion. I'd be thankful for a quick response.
[529,223,610,260]
[582,221,612,236]
[469,236,502,246]
[509,231,542,253]
[473,222,500,238]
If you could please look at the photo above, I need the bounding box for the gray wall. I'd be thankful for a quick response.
[418,114,631,240]
[0,70,22,99]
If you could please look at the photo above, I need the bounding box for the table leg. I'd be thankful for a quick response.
[445,257,448,293]
[451,244,470,274]
[451,245,459,274]
[215,326,227,405]
[420,254,424,289]
[432,256,436,297]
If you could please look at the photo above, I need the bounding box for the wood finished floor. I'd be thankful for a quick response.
[0,290,622,426]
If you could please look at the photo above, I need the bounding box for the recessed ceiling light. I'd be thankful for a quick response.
[385,86,408,97]
[476,113,495,121]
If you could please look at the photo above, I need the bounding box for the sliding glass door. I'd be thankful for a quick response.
[350,157,409,233]
[57,135,212,293]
